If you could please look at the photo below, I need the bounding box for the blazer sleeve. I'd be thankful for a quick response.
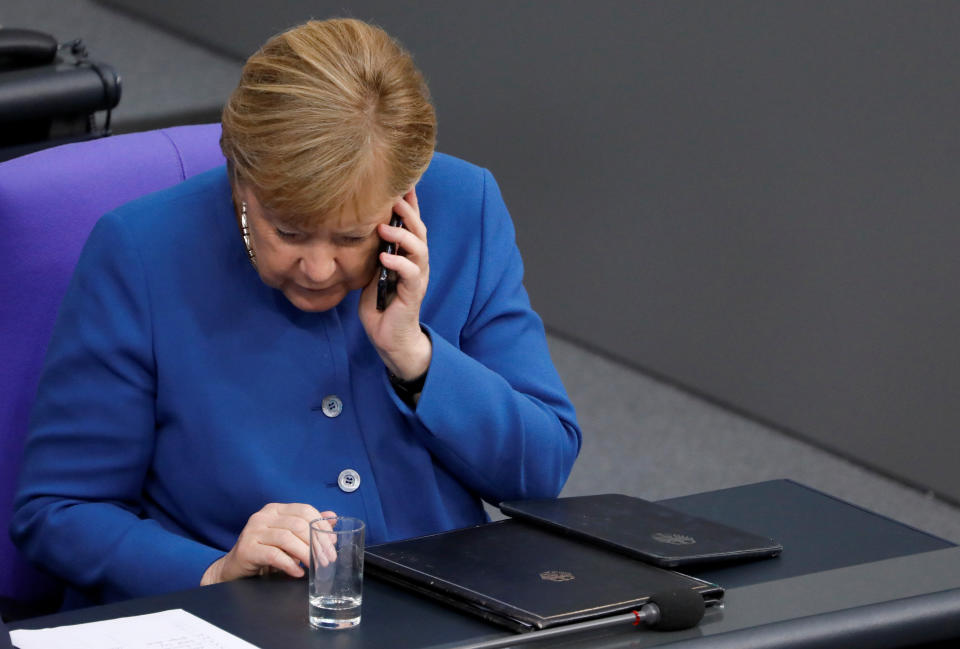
[387,168,583,504]
[10,213,223,602]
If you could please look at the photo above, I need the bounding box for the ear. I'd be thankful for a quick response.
[230,180,253,229]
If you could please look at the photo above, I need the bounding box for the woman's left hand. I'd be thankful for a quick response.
[359,187,432,381]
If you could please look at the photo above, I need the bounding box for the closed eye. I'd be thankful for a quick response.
[275,227,301,241]
[337,232,374,246]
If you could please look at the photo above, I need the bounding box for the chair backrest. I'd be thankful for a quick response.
[0,124,225,614]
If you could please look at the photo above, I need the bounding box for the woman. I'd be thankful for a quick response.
[11,18,581,606]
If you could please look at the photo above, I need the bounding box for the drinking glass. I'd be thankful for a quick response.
[308,516,365,629]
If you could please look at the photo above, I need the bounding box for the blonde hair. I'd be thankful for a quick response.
[220,18,436,225]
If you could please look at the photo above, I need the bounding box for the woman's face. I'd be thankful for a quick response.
[236,184,397,312]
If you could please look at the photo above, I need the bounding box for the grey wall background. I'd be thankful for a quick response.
[97,0,960,502]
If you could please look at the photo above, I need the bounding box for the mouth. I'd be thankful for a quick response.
[297,284,338,293]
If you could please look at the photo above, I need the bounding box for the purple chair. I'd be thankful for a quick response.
[0,124,225,618]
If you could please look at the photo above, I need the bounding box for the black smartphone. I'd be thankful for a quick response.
[376,213,404,311]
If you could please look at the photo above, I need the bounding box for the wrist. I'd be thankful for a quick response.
[200,556,224,586]
[386,327,431,408]
[386,327,432,381]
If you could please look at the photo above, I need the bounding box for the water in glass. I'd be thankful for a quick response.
[309,594,362,629]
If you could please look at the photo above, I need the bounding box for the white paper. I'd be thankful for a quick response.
[10,608,261,649]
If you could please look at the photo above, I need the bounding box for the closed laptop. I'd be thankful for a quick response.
[500,493,782,568]
[365,519,723,632]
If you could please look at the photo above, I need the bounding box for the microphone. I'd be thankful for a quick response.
[454,588,710,649]
[634,588,707,630]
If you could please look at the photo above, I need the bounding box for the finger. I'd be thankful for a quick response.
[393,192,426,240]
[308,527,338,567]
[258,544,305,577]
[309,515,337,534]
[234,534,304,578]
[325,541,339,565]
[311,529,340,566]
[269,514,314,544]
[274,503,325,523]
[257,527,310,569]
[317,510,337,525]
[379,252,426,286]
[378,224,428,265]
[313,510,339,565]
[305,510,339,566]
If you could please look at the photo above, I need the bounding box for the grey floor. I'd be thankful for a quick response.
[5,0,960,544]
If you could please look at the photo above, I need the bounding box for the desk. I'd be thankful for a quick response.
[10,480,960,648]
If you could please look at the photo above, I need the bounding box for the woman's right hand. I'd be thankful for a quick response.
[201,503,335,585]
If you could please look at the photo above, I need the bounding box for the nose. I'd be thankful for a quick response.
[299,241,337,285]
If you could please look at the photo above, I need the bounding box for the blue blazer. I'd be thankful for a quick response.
[11,153,581,604]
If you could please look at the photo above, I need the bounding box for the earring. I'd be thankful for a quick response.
[240,200,256,267]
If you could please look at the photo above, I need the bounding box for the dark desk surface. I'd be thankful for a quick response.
[10,480,960,648]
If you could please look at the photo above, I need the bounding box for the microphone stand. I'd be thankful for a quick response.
[452,603,662,649]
